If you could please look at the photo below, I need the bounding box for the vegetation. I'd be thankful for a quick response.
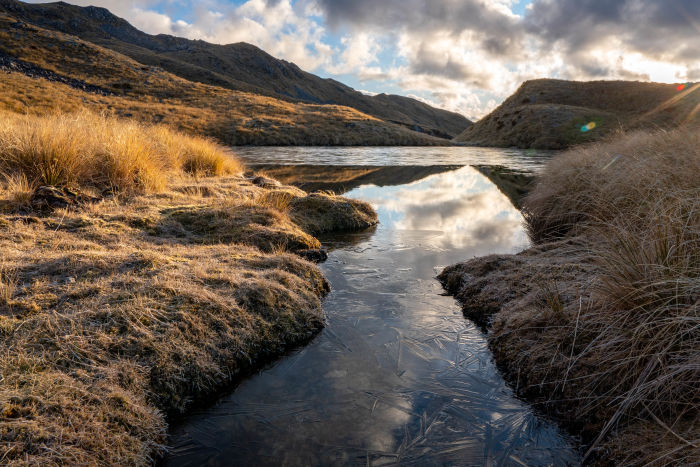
[455,79,700,149]
[0,111,240,193]
[440,128,700,464]
[0,111,377,464]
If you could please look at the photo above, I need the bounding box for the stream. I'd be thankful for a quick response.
[164,148,580,466]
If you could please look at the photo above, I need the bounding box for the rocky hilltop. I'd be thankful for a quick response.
[455,79,700,149]
[0,0,470,139]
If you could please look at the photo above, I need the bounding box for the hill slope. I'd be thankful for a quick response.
[455,79,700,149]
[0,11,447,146]
[0,0,471,138]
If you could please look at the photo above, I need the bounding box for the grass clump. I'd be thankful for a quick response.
[289,192,378,235]
[0,140,377,464]
[441,128,700,464]
[0,111,241,194]
[166,202,322,252]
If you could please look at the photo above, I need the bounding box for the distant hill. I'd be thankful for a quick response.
[0,0,471,139]
[0,8,451,146]
[455,79,700,149]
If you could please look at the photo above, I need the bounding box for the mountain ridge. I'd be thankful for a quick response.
[0,0,471,139]
[0,9,450,146]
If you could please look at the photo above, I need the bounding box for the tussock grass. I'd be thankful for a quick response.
[0,142,378,464]
[0,264,17,305]
[520,129,700,463]
[441,128,699,464]
[0,111,241,193]
[289,192,378,235]
[524,129,700,242]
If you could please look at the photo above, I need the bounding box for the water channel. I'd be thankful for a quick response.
[164,148,579,466]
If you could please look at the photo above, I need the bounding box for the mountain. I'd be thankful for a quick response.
[0,7,453,146]
[455,79,700,149]
[0,0,471,139]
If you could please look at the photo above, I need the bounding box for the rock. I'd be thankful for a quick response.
[295,248,329,263]
[30,186,101,211]
[251,176,281,189]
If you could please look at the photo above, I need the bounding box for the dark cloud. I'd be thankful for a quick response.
[525,0,700,61]
[314,0,524,56]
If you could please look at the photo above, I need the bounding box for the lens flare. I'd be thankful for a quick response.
[581,121,596,133]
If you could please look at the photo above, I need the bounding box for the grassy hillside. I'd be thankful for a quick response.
[0,11,448,146]
[455,79,700,149]
[441,129,700,464]
[0,0,471,138]
[0,111,378,464]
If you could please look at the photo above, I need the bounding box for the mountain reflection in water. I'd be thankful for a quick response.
[164,166,579,466]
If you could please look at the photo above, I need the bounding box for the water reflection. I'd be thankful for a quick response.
[164,166,579,466]
[251,165,464,195]
[349,167,528,255]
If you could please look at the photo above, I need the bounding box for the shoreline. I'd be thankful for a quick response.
[0,112,379,465]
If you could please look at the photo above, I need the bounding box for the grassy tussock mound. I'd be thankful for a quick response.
[289,192,378,235]
[0,112,378,464]
[0,111,241,193]
[441,129,700,464]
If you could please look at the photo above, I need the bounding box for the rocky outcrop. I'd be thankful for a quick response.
[0,49,112,95]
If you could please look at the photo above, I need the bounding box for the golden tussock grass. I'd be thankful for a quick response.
[0,111,378,464]
[0,111,241,194]
[441,128,699,464]
[522,129,700,463]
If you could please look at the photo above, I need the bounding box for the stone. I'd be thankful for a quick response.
[295,248,329,263]
[30,186,101,212]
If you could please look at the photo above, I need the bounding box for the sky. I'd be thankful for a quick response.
[28,0,700,120]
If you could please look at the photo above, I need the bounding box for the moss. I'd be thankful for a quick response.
[289,192,378,235]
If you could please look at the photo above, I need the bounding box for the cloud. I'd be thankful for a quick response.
[525,0,700,78]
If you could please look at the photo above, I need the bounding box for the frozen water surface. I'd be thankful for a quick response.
[164,149,579,466]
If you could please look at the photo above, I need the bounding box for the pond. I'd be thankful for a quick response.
[163,148,578,466]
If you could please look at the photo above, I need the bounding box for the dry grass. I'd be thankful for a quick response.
[521,130,700,462]
[524,129,700,242]
[0,112,378,464]
[0,111,241,193]
[441,128,700,464]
